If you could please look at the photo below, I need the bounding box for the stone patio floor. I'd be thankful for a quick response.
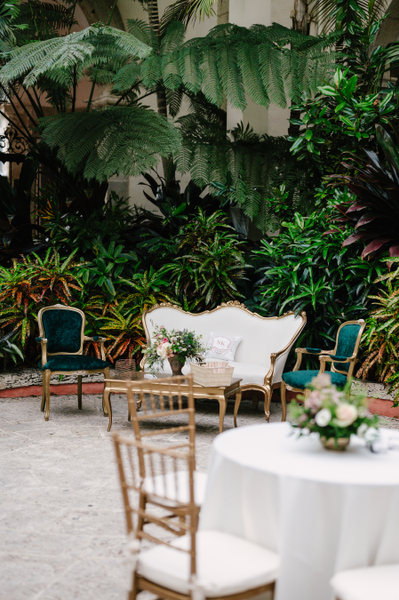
[1,390,399,600]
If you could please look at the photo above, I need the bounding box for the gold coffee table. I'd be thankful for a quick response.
[103,373,242,433]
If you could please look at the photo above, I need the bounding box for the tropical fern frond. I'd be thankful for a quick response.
[127,18,157,48]
[0,25,152,87]
[40,106,181,181]
[161,20,186,53]
[162,23,339,108]
[161,0,216,30]
[309,0,387,31]
[112,61,141,92]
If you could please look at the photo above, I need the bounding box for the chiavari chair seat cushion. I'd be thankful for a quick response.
[137,529,279,597]
[330,564,399,600]
[142,469,207,506]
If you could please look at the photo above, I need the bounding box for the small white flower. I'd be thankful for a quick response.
[357,423,368,438]
[365,427,379,444]
[315,408,332,427]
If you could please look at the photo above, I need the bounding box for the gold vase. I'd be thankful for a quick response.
[320,436,350,451]
[168,356,185,376]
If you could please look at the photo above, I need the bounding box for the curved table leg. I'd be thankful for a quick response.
[103,388,112,431]
[233,390,242,428]
[218,396,227,433]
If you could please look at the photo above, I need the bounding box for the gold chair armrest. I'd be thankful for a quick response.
[84,336,110,361]
[318,354,353,374]
[293,347,333,371]
[36,337,48,367]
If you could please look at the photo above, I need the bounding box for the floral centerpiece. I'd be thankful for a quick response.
[144,324,205,375]
[289,373,379,450]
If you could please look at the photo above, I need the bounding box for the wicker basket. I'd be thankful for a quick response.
[115,358,138,380]
[189,361,234,387]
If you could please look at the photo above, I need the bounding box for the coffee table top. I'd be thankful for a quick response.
[106,372,242,392]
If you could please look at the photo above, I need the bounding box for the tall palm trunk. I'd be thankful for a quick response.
[288,0,311,137]
[147,0,170,177]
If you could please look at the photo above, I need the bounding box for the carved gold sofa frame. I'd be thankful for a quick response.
[141,301,307,423]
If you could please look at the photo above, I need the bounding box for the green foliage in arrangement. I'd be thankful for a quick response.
[357,258,399,405]
[160,209,247,312]
[250,190,384,358]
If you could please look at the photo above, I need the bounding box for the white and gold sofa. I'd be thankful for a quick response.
[141,301,306,422]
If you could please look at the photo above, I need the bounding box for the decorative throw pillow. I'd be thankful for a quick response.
[206,332,242,362]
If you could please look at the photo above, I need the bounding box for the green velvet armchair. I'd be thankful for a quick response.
[37,305,110,421]
[280,319,366,420]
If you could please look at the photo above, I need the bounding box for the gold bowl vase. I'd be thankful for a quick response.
[168,356,185,376]
[320,436,350,451]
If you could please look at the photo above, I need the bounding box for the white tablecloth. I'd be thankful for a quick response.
[199,422,399,600]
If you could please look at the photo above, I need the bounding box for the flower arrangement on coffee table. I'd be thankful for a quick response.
[289,373,379,450]
[144,324,205,375]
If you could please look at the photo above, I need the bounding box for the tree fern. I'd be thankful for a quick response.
[40,107,181,181]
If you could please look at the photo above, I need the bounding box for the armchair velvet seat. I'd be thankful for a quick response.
[37,305,110,421]
[282,370,348,390]
[281,319,365,420]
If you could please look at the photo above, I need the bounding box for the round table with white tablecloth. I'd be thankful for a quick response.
[199,422,399,600]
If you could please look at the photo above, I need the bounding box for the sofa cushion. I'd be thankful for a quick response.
[206,332,242,362]
[39,355,109,372]
[137,530,279,597]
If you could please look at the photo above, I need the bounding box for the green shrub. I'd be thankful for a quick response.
[250,190,383,364]
[159,209,247,312]
[358,258,399,404]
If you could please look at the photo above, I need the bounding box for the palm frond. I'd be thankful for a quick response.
[40,106,181,181]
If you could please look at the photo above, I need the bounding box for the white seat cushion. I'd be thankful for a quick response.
[138,530,279,597]
[331,564,399,600]
[142,470,207,506]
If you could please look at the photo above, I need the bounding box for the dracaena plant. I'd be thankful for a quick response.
[330,124,399,259]
[357,257,399,405]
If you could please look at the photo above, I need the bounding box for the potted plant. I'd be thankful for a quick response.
[144,324,205,375]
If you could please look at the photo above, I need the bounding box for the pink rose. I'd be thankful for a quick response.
[312,373,332,389]
[304,390,323,412]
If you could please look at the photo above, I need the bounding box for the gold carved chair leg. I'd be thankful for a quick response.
[281,381,287,422]
[41,376,46,412]
[102,367,110,418]
[43,370,51,421]
[78,375,83,410]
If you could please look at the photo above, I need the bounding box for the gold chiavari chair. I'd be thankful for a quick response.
[123,375,207,508]
[113,431,280,600]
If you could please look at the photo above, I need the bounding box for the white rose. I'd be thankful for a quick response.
[315,408,332,427]
[334,403,357,427]
[156,342,171,359]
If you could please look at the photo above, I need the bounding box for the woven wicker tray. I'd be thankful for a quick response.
[189,361,234,387]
